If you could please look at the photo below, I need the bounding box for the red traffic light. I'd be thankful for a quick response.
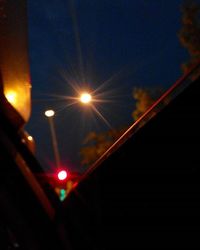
[57,170,68,181]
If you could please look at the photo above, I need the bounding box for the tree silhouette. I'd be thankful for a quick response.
[80,128,126,166]
[80,87,161,167]
[132,88,155,121]
[178,0,200,72]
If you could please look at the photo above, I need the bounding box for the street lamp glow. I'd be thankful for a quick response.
[45,109,55,117]
[80,92,92,104]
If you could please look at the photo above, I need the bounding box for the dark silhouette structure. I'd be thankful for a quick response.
[1,62,200,248]
[60,69,200,249]
[1,1,200,248]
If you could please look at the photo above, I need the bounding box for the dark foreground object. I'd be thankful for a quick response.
[0,74,199,249]
[60,76,200,249]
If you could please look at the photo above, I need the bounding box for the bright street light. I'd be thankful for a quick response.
[45,109,60,168]
[80,92,92,104]
[45,109,55,117]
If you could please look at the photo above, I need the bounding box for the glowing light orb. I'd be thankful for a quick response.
[80,92,92,104]
[58,170,67,181]
[27,135,33,141]
[45,110,55,117]
[5,91,17,105]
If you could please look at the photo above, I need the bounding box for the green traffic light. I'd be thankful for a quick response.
[60,189,66,201]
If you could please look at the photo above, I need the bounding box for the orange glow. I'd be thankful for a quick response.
[0,0,31,124]
[27,135,33,141]
[3,82,31,123]
[5,91,17,105]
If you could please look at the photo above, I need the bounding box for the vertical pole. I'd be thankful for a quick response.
[48,116,60,168]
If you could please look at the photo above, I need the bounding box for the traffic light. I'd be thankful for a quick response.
[59,189,66,201]
[57,170,67,181]
[56,169,68,201]
[44,169,79,201]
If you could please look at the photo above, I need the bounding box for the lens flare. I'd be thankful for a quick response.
[80,93,92,104]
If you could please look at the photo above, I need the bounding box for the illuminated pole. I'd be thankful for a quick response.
[45,110,60,168]
[44,92,92,168]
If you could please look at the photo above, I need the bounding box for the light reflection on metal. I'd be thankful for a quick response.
[22,131,36,154]
[27,135,33,141]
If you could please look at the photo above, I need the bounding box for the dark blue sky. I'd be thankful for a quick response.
[26,0,191,172]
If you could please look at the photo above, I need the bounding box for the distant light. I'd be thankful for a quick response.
[27,135,33,141]
[5,91,17,105]
[80,92,92,104]
[58,170,67,181]
[45,109,55,117]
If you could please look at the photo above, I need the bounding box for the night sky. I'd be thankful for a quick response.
[26,0,191,173]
